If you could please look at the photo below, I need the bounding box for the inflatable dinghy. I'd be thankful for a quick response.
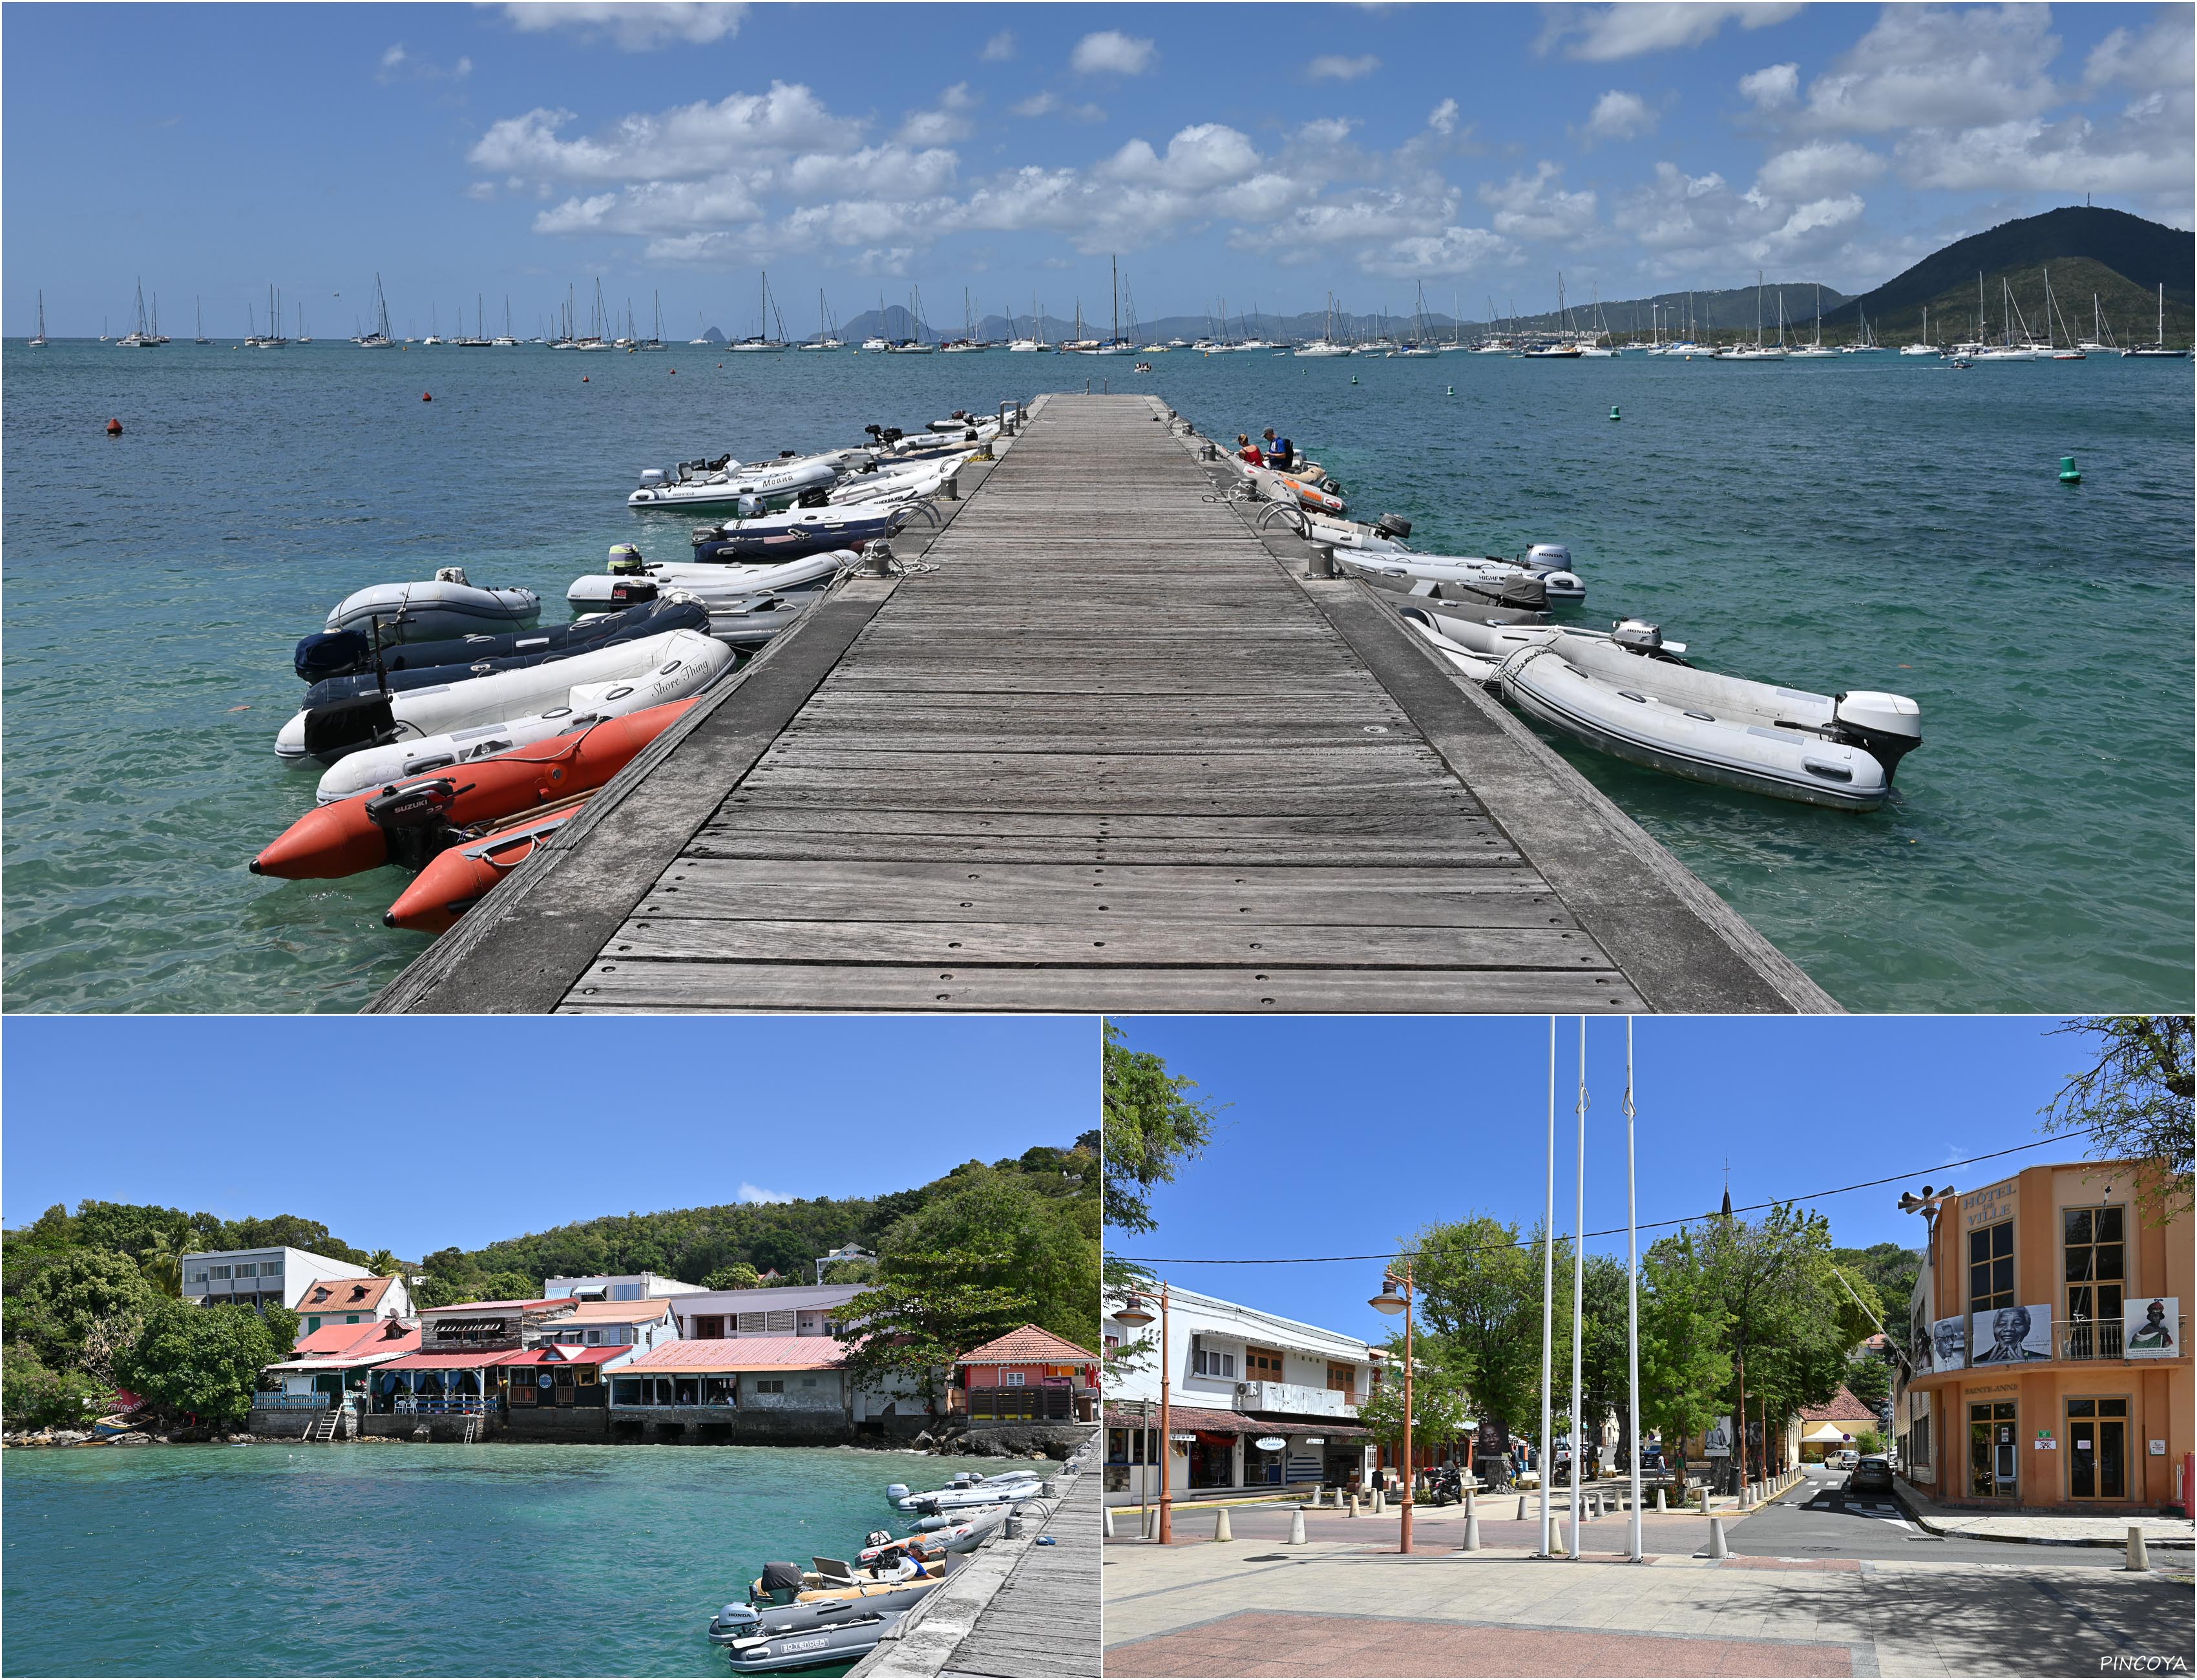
[324,569,540,644]
[627,448,864,510]
[295,596,705,684]
[313,641,732,803]
[301,597,710,707]
[720,1612,905,1674]
[381,798,593,933]
[691,507,907,563]
[277,628,724,763]
[1407,610,1922,811]
[567,550,848,610]
[253,698,697,877]
[1307,513,1586,602]
[708,589,822,649]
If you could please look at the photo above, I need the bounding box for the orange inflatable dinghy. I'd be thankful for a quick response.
[383,799,591,934]
[250,698,695,879]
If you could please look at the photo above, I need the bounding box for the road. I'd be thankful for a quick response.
[1734,1463,2133,1568]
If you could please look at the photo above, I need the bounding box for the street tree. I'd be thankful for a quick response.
[2041,1015,2194,1220]
[1405,1215,1564,1452]
[1637,1228,1732,1478]
[1101,1020,1221,1377]
[1357,1338,1473,1475]
[839,1281,1035,1420]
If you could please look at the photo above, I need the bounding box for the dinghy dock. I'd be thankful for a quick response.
[372,393,1836,1014]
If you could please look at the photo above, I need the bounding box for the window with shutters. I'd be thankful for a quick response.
[766,1310,796,1333]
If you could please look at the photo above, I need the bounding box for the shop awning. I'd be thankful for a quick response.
[1802,1421,1856,1443]
[380,1351,516,1372]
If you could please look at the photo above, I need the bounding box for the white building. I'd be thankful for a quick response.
[536,1298,683,1356]
[543,1272,708,1301]
[295,1274,412,1329]
[668,1283,864,1340]
[183,1246,375,1312]
[1102,1285,1379,1502]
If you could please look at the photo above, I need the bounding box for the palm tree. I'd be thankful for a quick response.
[366,1249,401,1277]
[138,1230,185,1299]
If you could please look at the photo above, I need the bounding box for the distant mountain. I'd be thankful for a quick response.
[1820,206,2192,344]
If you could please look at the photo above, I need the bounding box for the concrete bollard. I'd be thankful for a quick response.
[1103,1505,1115,1538]
[1655,1487,1666,1512]
[1142,1507,1155,1539]
[1214,1507,1233,1543]
[1706,1516,1729,1560]
[1346,1494,1359,1518]
[2127,1527,2151,1571]
[1372,1487,1385,1515]
[1288,1507,1307,1546]
[1517,1495,1529,1521]
[1462,1509,1482,1551]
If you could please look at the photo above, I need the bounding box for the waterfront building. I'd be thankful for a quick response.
[543,1271,708,1301]
[538,1297,680,1354]
[1895,1159,2190,1514]
[952,1324,1100,1423]
[297,1274,412,1332]
[417,1296,580,1353]
[1102,1286,1378,1501]
[605,1336,909,1440]
[669,1282,863,1340]
[257,1319,420,1416]
[182,1244,375,1312]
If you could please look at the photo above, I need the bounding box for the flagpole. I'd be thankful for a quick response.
[1626,1016,1643,1562]
[1539,1015,1555,1558]
[1570,1015,1586,1562]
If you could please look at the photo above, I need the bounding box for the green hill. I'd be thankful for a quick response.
[1822,206,2192,346]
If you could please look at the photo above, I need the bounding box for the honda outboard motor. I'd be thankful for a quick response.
[1610,618,1685,662]
[1373,512,1413,541]
[884,1484,912,1504]
[708,1604,762,1644]
[1829,692,1924,781]
[300,693,397,761]
[637,468,669,490]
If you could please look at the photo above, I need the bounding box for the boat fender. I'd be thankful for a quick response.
[301,693,398,761]
[1829,691,1924,779]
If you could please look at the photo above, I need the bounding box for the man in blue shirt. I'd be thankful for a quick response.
[1262,428,1294,468]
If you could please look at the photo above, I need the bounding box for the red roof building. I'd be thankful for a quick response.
[954,1324,1099,1424]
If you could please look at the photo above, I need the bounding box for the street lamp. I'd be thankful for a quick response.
[1115,1293,1158,1543]
[1115,1285,1172,1543]
[1370,1266,1414,1554]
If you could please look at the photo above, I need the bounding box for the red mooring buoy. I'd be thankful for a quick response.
[582,375,589,383]
[105,417,123,435]
[421,392,433,402]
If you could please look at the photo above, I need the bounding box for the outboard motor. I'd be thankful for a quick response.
[1373,512,1413,541]
[733,494,763,519]
[608,543,647,576]
[863,1530,894,1550]
[434,565,471,587]
[637,467,669,491]
[1524,543,1572,574]
[295,629,374,683]
[709,1603,762,1644]
[364,777,464,870]
[1828,692,1924,781]
[796,486,832,509]
[607,578,660,607]
[779,449,798,459]
[300,693,397,761]
[885,1483,911,1504]
[1610,619,1674,659]
[752,1562,806,1607]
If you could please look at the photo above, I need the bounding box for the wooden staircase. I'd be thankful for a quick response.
[310,1407,342,1443]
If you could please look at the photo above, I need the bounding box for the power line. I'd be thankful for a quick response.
[1113,1135,2066,1265]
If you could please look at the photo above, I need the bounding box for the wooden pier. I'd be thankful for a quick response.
[375,394,1835,1014]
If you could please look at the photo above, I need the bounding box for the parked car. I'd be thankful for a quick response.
[1833,1449,1858,1469]
[1848,1454,1895,1494]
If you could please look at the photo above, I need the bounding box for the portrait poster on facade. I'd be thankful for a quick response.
[1970,1304,2053,1362]
[1704,1415,1732,1457]
[2124,1297,2181,1358]
[1930,1314,1968,1370]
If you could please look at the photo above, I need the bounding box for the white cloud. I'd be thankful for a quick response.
[1614,159,1872,283]
[789,144,959,202]
[738,1182,794,1204]
[1800,5,2061,132]
[1740,62,1800,108]
[1544,3,1803,61]
[1072,30,1156,76]
[465,180,496,201]
[470,83,854,183]
[381,43,406,68]
[500,2,746,50]
[2084,10,2196,96]
[981,29,1016,62]
[1478,161,1600,240]
[1361,224,1515,278]
[1755,138,1886,199]
[899,83,976,145]
[1896,114,2193,197]
[1011,92,1108,122]
[1308,54,1381,81]
[1429,98,1460,135]
[1584,89,1655,141]
[1102,123,1262,191]
[379,41,469,83]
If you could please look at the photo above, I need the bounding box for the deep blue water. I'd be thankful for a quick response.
[0,1441,941,1677]
[3,339,2189,1011]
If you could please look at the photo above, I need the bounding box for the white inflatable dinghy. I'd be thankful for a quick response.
[1308,514,1586,603]
[569,550,849,609]
[325,569,541,644]
[277,628,722,762]
[313,636,733,803]
[628,448,863,510]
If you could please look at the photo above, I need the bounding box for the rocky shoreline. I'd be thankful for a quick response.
[6,1420,1096,1454]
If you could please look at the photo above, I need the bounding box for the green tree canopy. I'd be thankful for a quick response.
[12,1249,158,1373]
[703,1263,762,1292]
[1637,1228,1732,1454]
[116,1301,286,1423]
[2042,1016,2194,1220]
[1404,1215,1558,1445]
[1100,1020,1219,1237]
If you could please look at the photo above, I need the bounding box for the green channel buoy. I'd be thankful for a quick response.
[1610,405,1621,421]
[1445,385,1455,396]
[1351,374,1359,385]
[2059,456,2081,483]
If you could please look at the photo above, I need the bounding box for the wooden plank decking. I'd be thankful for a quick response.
[374,394,1834,1014]
[941,1459,1102,1678]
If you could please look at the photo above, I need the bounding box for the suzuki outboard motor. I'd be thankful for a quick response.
[1829,692,1924,781]
[1373,512,1413,541]
[364,777,464,871]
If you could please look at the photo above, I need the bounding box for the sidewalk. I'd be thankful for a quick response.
[1895,1476,2195,1551]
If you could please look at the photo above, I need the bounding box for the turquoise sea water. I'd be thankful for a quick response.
[1,1441,945,1677]
[3,341,2189,1011]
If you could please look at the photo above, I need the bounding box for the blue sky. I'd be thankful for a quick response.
[0,1016,1092,1255]
[1106,1015,2090,1339]
[7,4,2190,337]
